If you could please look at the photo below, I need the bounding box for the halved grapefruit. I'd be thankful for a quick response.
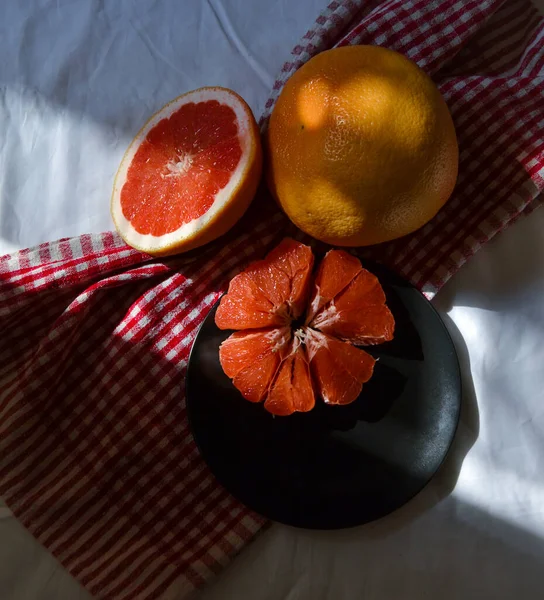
[216,239,395,416]
[111,87,262,256]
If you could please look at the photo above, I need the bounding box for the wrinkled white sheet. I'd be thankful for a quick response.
[1,1,544,598]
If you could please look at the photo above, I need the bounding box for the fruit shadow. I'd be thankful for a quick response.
[195,305,407,436]
[196,270,431,450]
[301,362,407,432]
[365,260,425,361]
[308,310,479,538]
[194,497,544,600]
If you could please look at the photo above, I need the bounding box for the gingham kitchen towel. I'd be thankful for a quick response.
[1,0,543,598]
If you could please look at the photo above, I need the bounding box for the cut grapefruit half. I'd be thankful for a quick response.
[216,239,395,415]
[111,87,262,256]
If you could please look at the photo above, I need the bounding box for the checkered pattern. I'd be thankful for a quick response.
[1,1,543,598]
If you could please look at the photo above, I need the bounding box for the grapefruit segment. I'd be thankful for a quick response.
[111,87,262,256]
[306,329,375,406]
[332,268,386,309]
[264,239,315,319]
[310,257,394,345]
[219,327,290,378]
[215,276,281,330]
[215,238,314,330]
[233,354,281,403]
[315,306,395,346]
[264,339,315,416]
[219,327,290,402]
[306,249,361,322]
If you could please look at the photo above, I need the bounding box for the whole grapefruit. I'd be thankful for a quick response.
[266,46,458,246]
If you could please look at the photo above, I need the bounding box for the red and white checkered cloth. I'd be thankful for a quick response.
[1,0,543,598]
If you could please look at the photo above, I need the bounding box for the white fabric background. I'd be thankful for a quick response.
[1,1,544,598]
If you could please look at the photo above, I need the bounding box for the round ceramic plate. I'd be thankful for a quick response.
[186,262,461,529]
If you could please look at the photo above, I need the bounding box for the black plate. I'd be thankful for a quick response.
[186,262,461,529]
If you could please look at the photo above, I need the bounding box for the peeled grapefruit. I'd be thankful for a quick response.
[267,46,458,246]
[216,239,394,416]
[111,87,262,256]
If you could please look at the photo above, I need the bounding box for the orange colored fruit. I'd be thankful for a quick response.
[308,249,395,345]
[215,237,314,330]
[267,46,458,246]
[306,248,362,322]
[111,87,262,256]
[216,239,394,416]
[219,327,290,403]
[265,340,315,416]
[305,330,375,406]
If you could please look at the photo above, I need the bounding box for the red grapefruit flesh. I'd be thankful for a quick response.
[214,275,279,330]
[111,87,262,256]
[216,239,395,414]
[306,249,362,322]
[310,251,394,345]
[264,340,315,416]
[219,327,290,402]
[215,238,314,330]
[315,305,395,346]
[306,329,375,405]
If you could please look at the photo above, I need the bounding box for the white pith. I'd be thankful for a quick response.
[301,328,332,404]
[310,301,338,330]
[264,327,292,353]
[306,289,322,324]
[164,154,193,177]
[297,326,328,362]
[111,88,253,252]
